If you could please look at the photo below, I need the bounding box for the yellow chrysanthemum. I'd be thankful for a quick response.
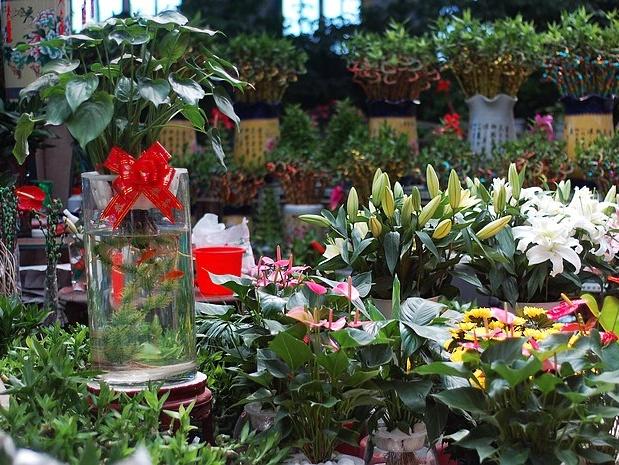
[523,307,546,319]
[450,347,468,362]
[471,369,486,390]
[512,317,527,327]
[444,338,454,349]
[524,328,547,340]
[488,320,505,330]
[463,308,492,322]
[552,323,563,332]
[458,322,477,331]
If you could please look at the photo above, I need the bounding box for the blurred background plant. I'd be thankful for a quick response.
[577,132,619,192]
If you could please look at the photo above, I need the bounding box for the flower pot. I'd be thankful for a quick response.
[466,94,517,155]
[372,425,428,465]
[233,102,280,168]
[81,169,197,387]
[283,203,323,244]
[285,453,364,465]
[367,100,418,146]
[195,246,244,297]
[562,95,615,159]
[244,402,276,432]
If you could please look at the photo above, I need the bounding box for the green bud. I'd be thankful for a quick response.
[426,165,440,198]
[372,171,387,206]
[299,214,331,228]
[477,215,512,240]
[604,185,617,203]
[394,181,404,199]
[401,195,413,227]
[347,187,359,220]
[493,184,506,213]
[411,186,422,211]
[382,186,395,219]
[369,216,383,237]
[418,196,441,227]
[432,219,452,239]
[508,163,521,200]
[447,169,461,210]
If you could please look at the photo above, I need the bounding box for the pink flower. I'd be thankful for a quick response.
[547,299,585,321]
[329,185,345,210]
[306,281,327,295]
[601,332,618,345]
[333,281,360,302]
[491,307,516,325]
[286,307,346,331]
[533,114,554,141]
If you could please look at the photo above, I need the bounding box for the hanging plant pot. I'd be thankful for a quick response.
[367,100,418,146]
[81,160,197,387]
[466,94,517,156]
[562,95,615,159]
[233,102,281,168]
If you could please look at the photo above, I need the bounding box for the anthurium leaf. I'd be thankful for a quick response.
[555,449,579,465]
[114,76,139,102]
[331,328,375,348]
[491,357,541,387]
[13,113,37,164]
[433,387,488,414]
[147,10,189,25]
[138,78,170,107]
[65,73,99,111]
[591,369,619,384]
[581,293,599,317]
[19,73,59,97]
[45,91,72,125]
[169,73,205,106]
[414,361,472,378]
[317,350,349,380]
[208,273,252,298]
[384,231,400,275]
[212,86,240,125]
[257,349,289,378]
[268,332,312,372]
[534,373,562,395]
[180,105,206,130]
[66,92,113,149]
[480,338,524,364]
[599,295,619,333]
[41,58,79,74]
[400,297,445,326]
[109,27,150,45]
[392,378,432,411]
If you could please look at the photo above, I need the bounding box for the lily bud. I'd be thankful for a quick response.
[372,171,387,206]
[432,219,452,240]
[604,185,617,203]
[394,182,404,199]
[508,163,521,200]
[382,186,395,219]
[426,165,440,198]
[347,187,359,220]
[401,195,413,227]
[299,214,331,228]
[447,169,461,210]
[369,216,383,237]
[418,196,441,227]
[493,185,506,213]
[411,186,421,211]
[476,215,512,240]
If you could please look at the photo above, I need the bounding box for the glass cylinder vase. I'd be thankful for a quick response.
[82,168,196,387]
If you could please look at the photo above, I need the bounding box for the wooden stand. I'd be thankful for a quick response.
[87,372,213,443]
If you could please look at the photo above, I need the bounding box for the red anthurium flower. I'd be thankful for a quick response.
[547,299,586,321]
[601,331,618,345]
[306,281,327,295]
[333,281,360,302]
[16,185,46,212]
[436,79,451,93]
[560,318,597,334]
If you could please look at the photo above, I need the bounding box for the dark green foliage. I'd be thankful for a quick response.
[252,185,283,258]
[0,297,48,358]
[268,104,320,167]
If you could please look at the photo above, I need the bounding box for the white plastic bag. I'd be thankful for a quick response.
[192,214,255,274]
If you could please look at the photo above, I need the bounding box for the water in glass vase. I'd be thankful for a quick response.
[85,226,196,387]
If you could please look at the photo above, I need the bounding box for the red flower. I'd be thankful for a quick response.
[547,299,586,321]
[436,79,451,93]
[435,112,464,139]
[608,276,619,285]
[601,331,618,345]
[329,185,345,210]
[210,108,234,130]
[16,185,46,212]
[310,240,326,255]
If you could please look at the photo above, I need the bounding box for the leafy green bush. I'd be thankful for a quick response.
[577,132,619,192]
[0,297,48,358]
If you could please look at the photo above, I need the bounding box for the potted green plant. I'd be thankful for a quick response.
[11,11,244,387]
[218,34,308,168]
[434,12,541,155]
[542,8,619,158]
[577,131,619,193]
[267,105,328,243]
[345,22,439,146]
[418,333,619,465]
[464,167,618,309]
[301,166,512,310]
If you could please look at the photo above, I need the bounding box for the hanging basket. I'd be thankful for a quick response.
[233,102,281,168]
[367,100,418,146]
[562,95,615,159]
[466,94,517,156]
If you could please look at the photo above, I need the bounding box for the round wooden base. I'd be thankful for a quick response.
[87,372,213,443]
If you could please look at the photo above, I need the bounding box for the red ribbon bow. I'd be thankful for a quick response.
[101,142,182,228]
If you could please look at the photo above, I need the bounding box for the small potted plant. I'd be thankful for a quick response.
[301,166,512,313]
[434,12,541,155]
[219,34,308,167]
[419,333,619,465]
[465,166,618,309]
[11,11,244,386]
[577,132,619,193]
[542,8,619,158]
[267,105,328,243]
[345,22,440,146]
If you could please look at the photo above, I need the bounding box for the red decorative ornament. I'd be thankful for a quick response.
[5,1,12,44]
[101,142,183,229]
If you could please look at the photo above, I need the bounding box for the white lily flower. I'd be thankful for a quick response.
[323,238,348,260]
[353,221,369,238]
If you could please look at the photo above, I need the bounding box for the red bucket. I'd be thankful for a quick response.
[194,246,245,296]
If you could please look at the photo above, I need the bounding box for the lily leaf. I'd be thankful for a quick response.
[66,92,114,149]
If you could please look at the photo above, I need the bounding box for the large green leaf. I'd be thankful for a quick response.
[433,387,488,414]
[147,10,189,25]
[168,73,205,106]
[13,113,36,164]
[392,378,432,411]
[109,27,150,45]
[400,298,444,326]
[491,357,541,387]
[45,93,72,125]
[599,296,619,333]
[114,77,139,102]
[384,231,400,275]
[65,74,99,112]
[212,86,240,125]
[269,332,312,372]
[332,328,376,348]
[480,338,524,364]
[41,59,79,74]
[66,92,114,149]
[317,350,349,380]
[257,349,289,378]
[414,361,472,378]
[180,105,206,130]
[19,74,59,98]
[138,78,171,107]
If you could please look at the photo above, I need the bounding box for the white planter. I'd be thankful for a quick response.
[372,425,427,453]
[466,94,517,156]
[284,453,364,465]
